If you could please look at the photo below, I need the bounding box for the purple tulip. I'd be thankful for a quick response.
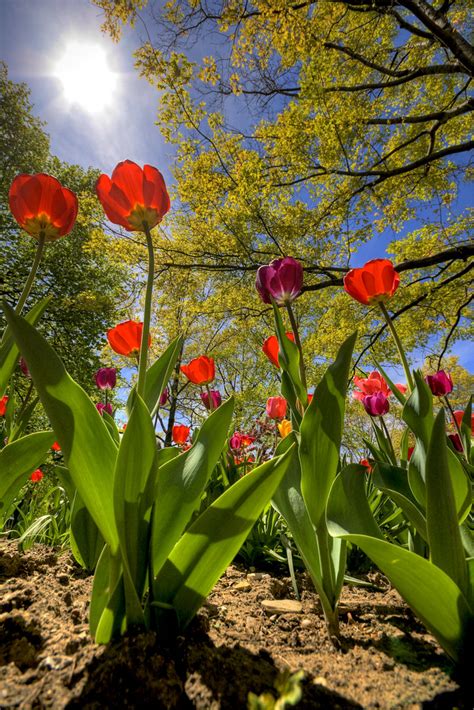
[255,257,303,305]
[96,402,113,417]
[159,387,169,406]
[425,371,453,397]
[448,433,463,452]
[229,432,243,450]
[200,390,222,410]
[362,392,390,417]
[19,356,31,378]
[95,367,117,390]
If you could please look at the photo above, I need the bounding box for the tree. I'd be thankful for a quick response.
[1,63,131,391]
[92,0,472,372]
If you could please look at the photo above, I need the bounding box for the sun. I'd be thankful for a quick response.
[54,42,118,113]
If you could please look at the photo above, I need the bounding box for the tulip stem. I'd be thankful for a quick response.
[378,302,414,392]
[137,223,155,400]
[285,302,307,392]
[15,233,46,315]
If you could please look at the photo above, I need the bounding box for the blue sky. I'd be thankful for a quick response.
[2,0,472,373]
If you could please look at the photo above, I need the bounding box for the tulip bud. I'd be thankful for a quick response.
[362,392,390,417]
[425,371,453,397]
[229,432,243,450]
[200,390,222,410]
[30,468,43,482]
[19,357,31,378]
[159,387,169,406]
[172,424,190,445]
[0,396,9,417]
[448,433,463,452]
[96,402,113,416]
[95,367,117,390]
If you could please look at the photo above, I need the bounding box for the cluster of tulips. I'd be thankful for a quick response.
[1,160,472,668]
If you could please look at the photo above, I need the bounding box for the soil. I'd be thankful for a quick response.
[0,541,470,709]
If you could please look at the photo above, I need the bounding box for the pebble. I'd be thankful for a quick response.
[315,676,327,687]
[261,599,303,614]
[247,572,266,581]
[234,581,251,591]
[300,618,312,629]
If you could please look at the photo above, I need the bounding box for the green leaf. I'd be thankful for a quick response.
[0,430,55,522]
[102,411,121,446]
[272,301,307,406]
[2,301,119,552]
[299,331,357,527]
[373,463,427,541]
[152,444,296,630]
[127,335,183,417]
[402,371,433,505]
[70,492,105,572]
[89,545,126,643]
[426,410,468,595]
[113,394,157,625]
[151,397,234,577]
[0,296,51,397]
[327,465,472,662]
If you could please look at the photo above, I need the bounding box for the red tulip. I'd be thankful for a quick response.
[9,173,78,241]
[407,446,414,460]
[51,441,61,452]
[353,371,391,401]
[425,371,453,397]
[362,392,390,417]
[266,396,287,419]
[360,459,373,474]
[0,396,8,417]
[96,160,170,232]
[395,383,407,395]
[30,468,43,482]
[181,355,215,385]
[172,424,190,445]
[256,257,303,305]
[453,409,474,434]
[307,393,314,404]
[448,433,463,452]
[96,402,113,417]
[107,320,150,357]
[262,332,295,368]
[343,259,400,306]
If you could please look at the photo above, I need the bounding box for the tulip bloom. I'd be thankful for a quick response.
[353,371,391,401]
[172,424,190,445]
[425,371,453,397]
[362,392,390,417]
[96,402,113,417]
[262,332,295,368]
[343,259,400,306]
[19,357,31,378]
[360,459,373,474]
[266,396,287,419]
[95,367,117,390]
[453,410,474,434]
[448,433,463,452]
[181,355,215,385]
[30,469,43,482]
[96,160,170,232]
[0,396,9,417]
[395,383,407,395]
[51,441,61,452]
[9,173,78,242]
[159,388,169,407]
[278,419,292,438]
[407,446,414,460]
[256,257,303,305]
[200,390,222,410]
[307,393,314,404]
[107,320,150,357]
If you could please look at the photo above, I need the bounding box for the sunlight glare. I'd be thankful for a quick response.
[55,42,118,113]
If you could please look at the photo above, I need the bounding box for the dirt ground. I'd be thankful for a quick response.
[0,541,470,709]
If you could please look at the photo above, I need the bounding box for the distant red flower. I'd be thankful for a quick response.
[307,393,313,404]
[407,446,414,460]
[51,441,61,452]
[353,371,391,401]
[96,402,113,417]
[19,357,31,378]
[266,396,287,420]
[360,459,373,474]
[107,320,150,357]
[172,424,190,445]
[262,332,295,368]
[425,371,453,397]
[395,383,407,395]
[159,388,169,407]
[0,396,8,417]
[200,390,222,410]
[30,469,43,482]
[448,433,463,452]
[96,160,170,232]
[9,173,78,241]
[181,355,215,385]
[344,259,400,306]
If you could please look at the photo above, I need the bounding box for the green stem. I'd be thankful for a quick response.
[285,301,307,392]
[315,524,340,638]
[15,233,46,315]
[136,223,155,400]
[378,302,414,392]
[379,416,397,465]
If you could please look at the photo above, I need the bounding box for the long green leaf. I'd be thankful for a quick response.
[0,430,55,523]
[426,410,468,595]
[0,297,51,397]
[152,445,296,630]
[327,466,472,662]
[272,301,307,406]
[127,335,183,417]
[373,463,427,540]
[299,331,357,527]
[403,371,433,505]
[151,397,234,577]
[2,301,119,552]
